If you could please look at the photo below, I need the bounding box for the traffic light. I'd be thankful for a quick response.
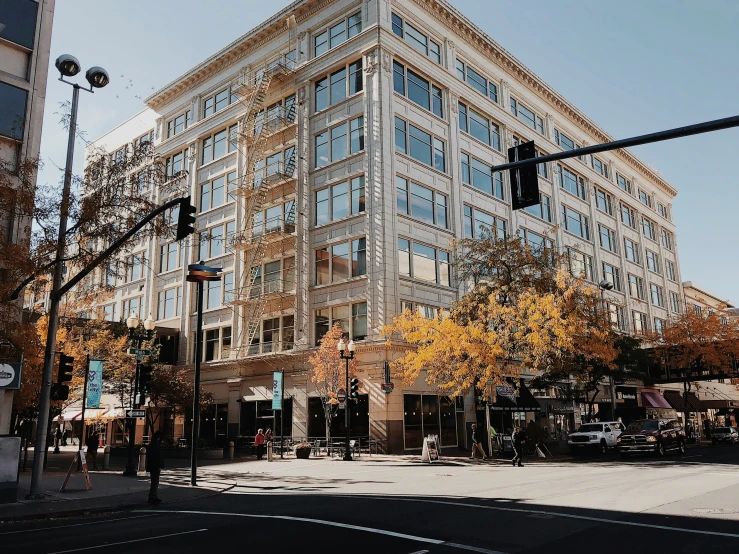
[508,140,539,211]
[175,196,197,241]
[138,363,153,394]
[58,353,74,383]
[350,378,360,399]
[51,383,69,401]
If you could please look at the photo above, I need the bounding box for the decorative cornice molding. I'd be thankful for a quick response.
[411,0,677,197]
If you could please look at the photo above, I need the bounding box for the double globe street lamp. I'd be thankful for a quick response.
[123,312,155,477]
[337,338,356,461]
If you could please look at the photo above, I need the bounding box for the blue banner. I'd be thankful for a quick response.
[272,371,283,410]
[86,360,103,409]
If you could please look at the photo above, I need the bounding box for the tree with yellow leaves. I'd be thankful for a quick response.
[383,234,619,403]
[308,324,357,444]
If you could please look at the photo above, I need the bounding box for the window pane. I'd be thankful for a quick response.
[315,77,328,111]
[349,59,363,95]
[330,123,347,161]
[350,116,364,154]
[410,182,434,224]
[413,243,437,283]
[352,238,366,276]
[332,242,350,281]
[329,21,346,48]
[332,181,348,220]
[407,70,430,111]
[408,124,432,166]
[211,176,224,208]
[316,188,330,225]
[315,132,328,168]
[316,248,329,284]
[395,117,407,154]
[330,68,346,105]
[351,175,365,214]
[398,238,411,276]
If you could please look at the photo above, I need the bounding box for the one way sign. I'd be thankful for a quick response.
[126,409,146,418]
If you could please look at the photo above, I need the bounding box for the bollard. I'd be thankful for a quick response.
[228,441,235,461]
[103,446,111,470]
[267,441,273,462]
[138,446,147,473]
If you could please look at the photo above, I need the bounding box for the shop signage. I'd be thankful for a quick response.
[616,387,638,407]
[0,362,22,390]
[496,385,519,403]
[86,360,103,409]
[272,371,283,410]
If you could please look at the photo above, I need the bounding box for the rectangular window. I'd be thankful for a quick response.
[598,224,617,253]
[639,189,653,208]
[457,59,497,102]
[391,14,442,64]
[646,250,660,274]
[202,87,234,118]
[396,176,448,228]
[642,217,656,241]
[595,188,613,215]
[199,225,226,260]
[460,152,504,200]
[670,291,682,313]
[314,131,328,168]
[661,229,674,251]
[206,279,222,310]
[314,12,360,57]
[314,301,367,345]
[159,242,180,273]
[314,59,363,112]
[157,287,181,320]
[624,238,640,264]
[167,110,191,138]
[628,274,645,300]
[393,61,443,118]
[561,206,590,240]
[510,97,544,135]
[523,193,552,222]
[558,165,586,199]
[398,238,451,286]
[202,326,231,362]
[592,156,608,178]
[555,129,582,155]
[654,318,665,336]
[657,202,670,220]
[602,263,621,292]
[122,297,141,319]
[567,248,593,281]
[314,238,367,284]
[165,148,189,179]
[632,311,648,335]
[520,228,553,252]
[617,173,632,194]
[458,102,500,150]
[620,204,636,229]
[463,205,506,240]
[0,81,28,140]
[350,116,364,154]
[665,260,677,282]
[199,175,225,212]
[650,283,665,308]
[608,303,626,331]
[201,128,229,164]
[395,117,445,172]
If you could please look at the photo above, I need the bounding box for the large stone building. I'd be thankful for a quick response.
[0,0,55,434]
[87,0,685,452]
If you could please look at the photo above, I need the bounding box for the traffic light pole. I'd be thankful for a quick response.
[493,113,739,175]
[27,195,188,497]
[123,338,142,477]
[190,279,204,486]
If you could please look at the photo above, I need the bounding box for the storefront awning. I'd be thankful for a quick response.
[662,390,705,412]
[701,399,739,410]
[491,381,541,412]
[641,391,672,409]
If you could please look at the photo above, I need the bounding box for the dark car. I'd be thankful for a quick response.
[711,427,739,445]
[617,418,685,457]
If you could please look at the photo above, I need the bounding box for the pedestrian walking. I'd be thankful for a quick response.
[55,427,63,449]
[86,430,99,470]
[470,423,486,460]
[146,431,165,505]
[512,427,525,467]
[255,429,265,459]
[265,428,273,443]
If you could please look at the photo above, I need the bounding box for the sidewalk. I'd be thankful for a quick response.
[1,451,236,523]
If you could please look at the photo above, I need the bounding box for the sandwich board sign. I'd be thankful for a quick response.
[421,435,440,463]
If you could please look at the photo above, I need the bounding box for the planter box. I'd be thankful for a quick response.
[295,447,311,459]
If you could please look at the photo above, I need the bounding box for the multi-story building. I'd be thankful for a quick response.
[87,0,685,452]
[0,0,55,434]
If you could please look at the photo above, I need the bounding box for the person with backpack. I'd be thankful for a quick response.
[146,431,165,504]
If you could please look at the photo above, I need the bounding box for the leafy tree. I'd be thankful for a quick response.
[308,324,357,444]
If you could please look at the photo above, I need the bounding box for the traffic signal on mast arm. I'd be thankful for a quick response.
[175,196,197,241]
[58,353,74,383]
[350,378,360,399]
[508,140,540,211]
[138,363,153,394]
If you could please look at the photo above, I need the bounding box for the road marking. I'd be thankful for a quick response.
[366,497,739,540]
[135,510,507,554]
[407,550,430,554]
[0,515,150,535]
[46,528,208,553]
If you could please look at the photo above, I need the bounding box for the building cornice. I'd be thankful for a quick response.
[409,0,678,198]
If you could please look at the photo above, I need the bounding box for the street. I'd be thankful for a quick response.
[3,445,738,554]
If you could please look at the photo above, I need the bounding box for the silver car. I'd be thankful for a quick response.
[711,427,739,445]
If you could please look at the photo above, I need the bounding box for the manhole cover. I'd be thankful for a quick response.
[435,473,452,477]
[692,508,737,515]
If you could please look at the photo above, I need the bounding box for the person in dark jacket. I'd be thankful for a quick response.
[512,427,525,467]
[470,424,486,459]
[86,430,99,470]
[146,431,165,504]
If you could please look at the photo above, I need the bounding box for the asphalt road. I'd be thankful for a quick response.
[3,444,738,554]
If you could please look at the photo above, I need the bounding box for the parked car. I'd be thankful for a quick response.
[711,427,739,445]
[568,421,624,455]
[617,418,685,457]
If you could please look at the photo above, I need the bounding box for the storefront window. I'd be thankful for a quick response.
[404,393,457,449]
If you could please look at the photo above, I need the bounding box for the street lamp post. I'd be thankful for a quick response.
[123,313,155,477]
[337,338,355,461]
[598,280,617,420]
[27,56,109,499]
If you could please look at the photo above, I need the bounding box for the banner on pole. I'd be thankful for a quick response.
[86,360,103,409]
[272,371,283,410]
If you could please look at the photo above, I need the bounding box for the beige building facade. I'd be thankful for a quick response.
[88,0,685,452]
[0,0,55,434]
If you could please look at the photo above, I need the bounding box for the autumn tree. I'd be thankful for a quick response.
[308,324,357,443]
[383,234,618,399]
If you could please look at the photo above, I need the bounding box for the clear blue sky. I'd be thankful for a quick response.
[39,0,739,302]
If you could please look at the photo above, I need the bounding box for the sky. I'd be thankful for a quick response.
[38,0,739,302]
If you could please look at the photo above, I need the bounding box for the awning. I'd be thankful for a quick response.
[701,399,739,410]
[641,391,672,409]
[661,390,705,412]
[491,381,541,412]
[59,409,83,421]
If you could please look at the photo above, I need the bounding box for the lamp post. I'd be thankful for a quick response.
[27,56,109,499]
[123,313,155,477]
[598,280,617,420]
[337,338,355,461]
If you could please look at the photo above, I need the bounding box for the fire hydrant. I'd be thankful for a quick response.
[138,446,147,473]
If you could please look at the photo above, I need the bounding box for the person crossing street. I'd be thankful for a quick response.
[146,431,165,505]
[470,423,486,460]
[512,427,526,467]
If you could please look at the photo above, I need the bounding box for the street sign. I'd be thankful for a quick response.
[337,388,346,407]
[382,382,394,394]
[126,409,146,418]
[0,362,22,390]
[127,348,151,356]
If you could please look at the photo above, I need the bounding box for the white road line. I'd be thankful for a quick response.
[46,528,208,553]
[407,550,430,554]
[135,510,507,554]
[0,515,150,536]
[362,497,739,540]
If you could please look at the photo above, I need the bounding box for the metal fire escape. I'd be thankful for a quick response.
[230,56,297,360]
